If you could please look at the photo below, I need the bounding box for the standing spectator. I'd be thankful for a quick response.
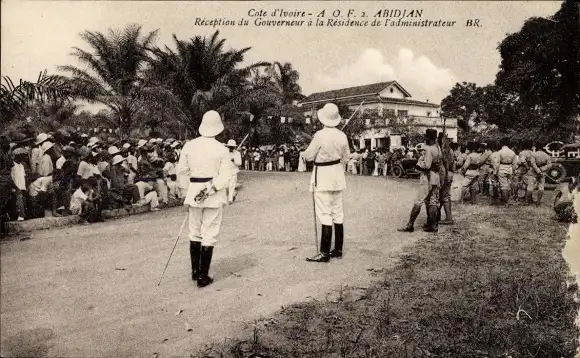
[253,149,260,171]
[278,148,285,171]
[226,139,242,204]
[30,133,49,174]
[284,149,291,171]
[298,147,307,172]
[376,150,386,176]
[11,147,29,221]
[384,149,393,176]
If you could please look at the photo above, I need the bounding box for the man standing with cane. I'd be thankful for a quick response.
[303,103,350,263]
[177,110,231,287]
[226,139,242,204]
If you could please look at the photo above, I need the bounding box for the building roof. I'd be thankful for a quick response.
[301,94,439,109]
[346,96,439,108]
[301,81,412,104]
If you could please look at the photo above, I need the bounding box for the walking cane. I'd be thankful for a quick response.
[157,213,188,286]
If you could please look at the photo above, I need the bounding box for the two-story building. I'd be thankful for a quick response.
[298,81,457,150]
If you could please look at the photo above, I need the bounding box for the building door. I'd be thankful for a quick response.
[365,139,372,149]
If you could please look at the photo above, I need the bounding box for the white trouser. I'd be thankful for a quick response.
[141,191,159,209]
[155,178,169,204]
[188,206,224,246]
[314,190,344,226]
[228,174,238,202]
[135,181,153,199]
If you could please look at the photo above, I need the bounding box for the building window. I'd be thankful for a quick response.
[386,109,396,118]
[427,111,431,117]
[390,88,394,93]
[397,110,408,118]
[365,118,371,126]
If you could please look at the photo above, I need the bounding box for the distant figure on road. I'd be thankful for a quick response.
[303,103,351,263]
[226,139,242,204]
[177,111,231,288]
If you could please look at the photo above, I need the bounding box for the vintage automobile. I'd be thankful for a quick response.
[391,143,424,178]
[545,143,580,189]
[391,157,420,178]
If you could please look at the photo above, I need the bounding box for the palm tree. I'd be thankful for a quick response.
[1,70,73,130]
[148,30,280,137]
[59,24,180,138]
[268,62,304,104]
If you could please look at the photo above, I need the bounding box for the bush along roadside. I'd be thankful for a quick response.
[195,204,580,358]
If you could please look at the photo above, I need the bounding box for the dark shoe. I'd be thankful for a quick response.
[397,225,414,232]
[306,253,330,262]
[440,218,454,225]
[398,204,421,233]
[307,225,332,262]
[197,275,214,287]
[329,249,342,258]
[189,241,202,281]
[197,246,214,288]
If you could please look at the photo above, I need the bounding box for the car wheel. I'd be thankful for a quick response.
[392,165,404,178]
[547,163,567,183]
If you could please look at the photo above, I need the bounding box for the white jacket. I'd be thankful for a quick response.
[177,137,231,208]
[229,150,242,175]
[303,127,350,192]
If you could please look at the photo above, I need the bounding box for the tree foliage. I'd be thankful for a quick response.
[148,31,280,137]
[1,70,73,129]
[441,1,580,143]
[59,24,181,138]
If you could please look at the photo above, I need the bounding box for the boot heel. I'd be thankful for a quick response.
[197,246,214,287]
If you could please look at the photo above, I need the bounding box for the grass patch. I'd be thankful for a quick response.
[195,205,579,358]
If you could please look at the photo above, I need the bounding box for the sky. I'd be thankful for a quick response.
[1,1,562,112]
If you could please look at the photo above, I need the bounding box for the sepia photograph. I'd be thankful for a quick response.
[1,0,580,357]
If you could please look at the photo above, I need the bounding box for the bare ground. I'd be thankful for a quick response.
[1,172,430,357]
[197,195,580,358]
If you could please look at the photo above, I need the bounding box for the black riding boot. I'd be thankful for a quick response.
[197,246,214,287]
[398,204,421,232]
[423,205,439,233]
[306,225,332,262]
[330,223,343,258]
[470,186,478,204]
[189,241,202,281]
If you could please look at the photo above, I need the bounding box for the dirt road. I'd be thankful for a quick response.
[1,172,426,357]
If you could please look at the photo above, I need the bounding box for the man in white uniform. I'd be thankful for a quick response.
[226,139,242,204]
[303,103,351,263]
[177,111,231,287]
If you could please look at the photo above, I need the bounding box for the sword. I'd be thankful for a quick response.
[236,130,251,151]
[157,213,189,286]
[341,101,365,131]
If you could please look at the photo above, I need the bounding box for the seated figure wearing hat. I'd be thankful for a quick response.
[177,110,232,287]
[302,103,351,263]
